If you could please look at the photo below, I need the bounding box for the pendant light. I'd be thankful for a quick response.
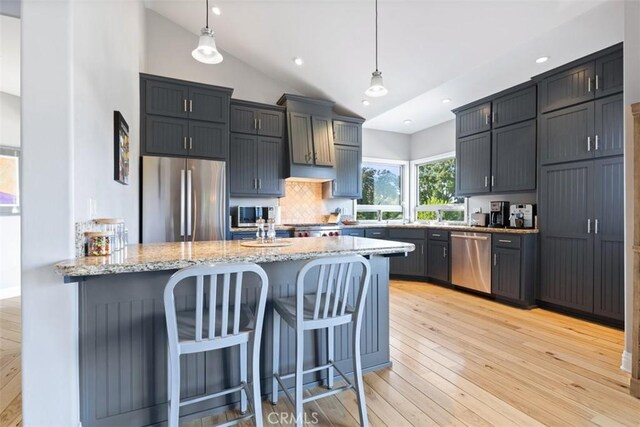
[365,0,387,97]
[192,0,223,64]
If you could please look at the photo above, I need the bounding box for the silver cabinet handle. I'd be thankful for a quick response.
[254,118,258,129]
[180,170,186,236]
[588,77,592,92]
[421,245,424,255]
[189,137,193,150]
[372,232,382,235]
[258,119,262,130]
[184,99,188,112]
[595,219,599,234]
[491,175,495,187]
[432,233,441,237]
[595,74,599,90]
[485,114,489,125]
[258,179,262,189]
[587,136,591,152]
[498,239,512,243]
[332,180,337,193]
[189,99,193,112]
[183,136,188,150]
[494,253,497,266]
[485,176,488,187]
[595,135,599,150]
[492,112,496,123]
[186,169,192,236]
[253,178,257,189]
[587,218,592,234]
[443,246,447,258]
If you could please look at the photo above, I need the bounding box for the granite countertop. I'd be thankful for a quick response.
[230,226,295,232]
[340,223,539,234]
[55,236,415,278]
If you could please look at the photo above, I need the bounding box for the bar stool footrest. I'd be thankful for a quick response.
[303,383,353,403]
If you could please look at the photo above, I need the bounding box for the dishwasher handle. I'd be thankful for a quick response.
[450,233,490,241]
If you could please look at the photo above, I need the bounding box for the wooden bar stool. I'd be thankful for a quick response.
[164,263,269,427]
[271,255,371,427]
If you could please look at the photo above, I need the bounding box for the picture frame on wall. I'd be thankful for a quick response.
[0,146,20,216]
[114,111,130,185]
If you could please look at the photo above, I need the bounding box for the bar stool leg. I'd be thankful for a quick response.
[295,330,304,427]
[240,342,248,413]
[168,353,180,427]
[271,310,280,404]
[327,326,334,389]
[352,323,368,427]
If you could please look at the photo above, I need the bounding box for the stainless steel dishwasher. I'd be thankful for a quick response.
[451,232,492,294]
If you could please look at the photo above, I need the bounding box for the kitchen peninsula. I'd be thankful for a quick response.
[55,236,413,427]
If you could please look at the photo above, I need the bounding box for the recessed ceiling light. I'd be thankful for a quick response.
[403,119,412,125]
[211,6,221,15]
[362,100,370,106]
[536,56,549,64]
[293,57,304,66]
[442,98,451,104]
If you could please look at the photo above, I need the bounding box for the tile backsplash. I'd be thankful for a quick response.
[279,180,327,224]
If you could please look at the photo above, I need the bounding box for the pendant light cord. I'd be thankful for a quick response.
[375,0,378,71]
[205,0,209,29]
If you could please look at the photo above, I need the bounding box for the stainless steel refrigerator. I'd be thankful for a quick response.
[142,156,226,243]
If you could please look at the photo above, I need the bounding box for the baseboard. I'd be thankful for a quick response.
[631,377,640,399]
[621,350,632,373]
[0,286,20,300]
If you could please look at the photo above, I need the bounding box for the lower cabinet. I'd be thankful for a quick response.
[389,239,425,276]
[342,228,364,237]
[491,234,537,307]
[426,230,450,283]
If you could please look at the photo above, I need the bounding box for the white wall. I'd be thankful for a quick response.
[410,120,455,160]
[21,1,146,424]
[0,92,21,298]
[145,9,298,104]
[362,128,411,161]
[622,0,640,372]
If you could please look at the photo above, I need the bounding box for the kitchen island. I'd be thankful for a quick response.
[55,237,413,427]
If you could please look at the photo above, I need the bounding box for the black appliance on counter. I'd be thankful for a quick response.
[489,201,510,228]
[232,206,275,227]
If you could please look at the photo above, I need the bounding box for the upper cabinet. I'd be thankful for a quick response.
[324,116,364,199]
[492,86,536,128]
[288,112,314,165]
[333,120,361,147]
[491,120,536,192]
[230,100,285,138]
[141,74,232,160]
[455,102,491,138]
[311,116,335,166]
[456,132,492,195]
[536,44,622,113]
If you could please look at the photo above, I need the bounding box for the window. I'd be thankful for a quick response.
[413,155,465,222]
[356,161,406,221]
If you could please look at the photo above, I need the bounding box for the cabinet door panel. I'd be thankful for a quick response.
[145,116,189,157]
[593,157,624,321]
[229,134,257,196]
[427,240,449,282]
[311,116,335,166]
[456,103,491,137]
[492,247,521,300]
[539,102,594,165]
[390,239,424,277]
[539,62,594,113]
[230,105,257,135]
[456,132,491,195]
[288,112,313,165]
[333,121,361,146]
[539,162,595,312]
[257,136,284,196]
[491,120,536,192]
[188,122,227,159]
[145,80,189,119]
[333,145,361,198]
[595,50,623,98]
[188,87,228,123]
[492,86,536,128]
[257,110,285,138]
[594,94,623,158]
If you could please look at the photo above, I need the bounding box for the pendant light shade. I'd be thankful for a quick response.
[365,0,387,97]
[192,27,223,64]
[192,0,223,65]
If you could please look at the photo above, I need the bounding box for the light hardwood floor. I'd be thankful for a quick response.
[0,297,21,427]
[3,282,640,427]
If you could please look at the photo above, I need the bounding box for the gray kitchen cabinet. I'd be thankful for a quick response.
[145,79,190,119]
[456,102,491,137]
[188,121,227,160]
[492,85,536,128]
[288,112,314,165]
[257,110,285,138]
[188,86,229,123]
[594,50,624,98]
[427,239,449,283]
[491,234,537,307]
[230,104,257,134]
[364,228,387,239]
[311,116,335,166]
[229,133,284,197]
[332,145,361,198]
[539,102,594,165]
[390,239,425,277]
[342,228,364,237]
[230,101,285,138]
[456,132,492,196]
[333,120,361,146]
[593,156,624,321]
[491,120,536,192]
[144,115,189,157]
[538,62,595,113]
[594,93,624,158]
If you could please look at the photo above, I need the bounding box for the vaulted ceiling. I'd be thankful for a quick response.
[147,0,623,134]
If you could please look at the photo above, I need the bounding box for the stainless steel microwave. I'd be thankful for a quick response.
[233,206,275,227]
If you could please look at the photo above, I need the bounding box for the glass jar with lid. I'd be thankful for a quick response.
[85,231,112,256]
[95,218,125,251]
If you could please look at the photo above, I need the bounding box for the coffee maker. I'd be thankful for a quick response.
[489,201,510,228]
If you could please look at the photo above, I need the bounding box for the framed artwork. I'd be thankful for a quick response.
[114,111,130,185]
[0,146,20,216]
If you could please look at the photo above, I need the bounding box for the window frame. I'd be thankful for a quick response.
[409,151,467,223]
[354,157,410,222]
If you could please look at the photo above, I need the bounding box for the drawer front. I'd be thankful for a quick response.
[364,229,387,239]
[427,230,450,241]
[388,228,426,240]
[493,234,521,249]
[343,228,364,237]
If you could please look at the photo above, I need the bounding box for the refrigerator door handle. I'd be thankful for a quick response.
[180,169,186,236]
[186,169,192,237]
